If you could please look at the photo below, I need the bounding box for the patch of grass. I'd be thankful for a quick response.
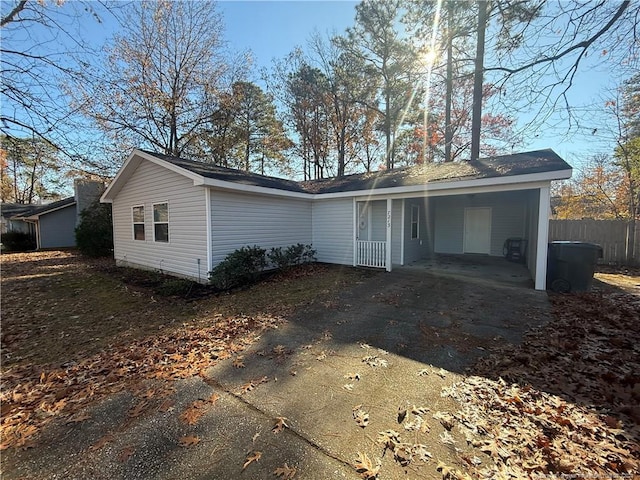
[1,252,196,367]
[0,252,376,369]
[203,263,375,318]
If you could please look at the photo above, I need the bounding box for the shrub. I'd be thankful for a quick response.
[268,243,316,270]
[75,201,113,257]
[0,231,36,252]
[209,245,267,290]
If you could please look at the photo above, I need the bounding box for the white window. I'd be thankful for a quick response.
[411,205,419,239]
[153,202,169,243]
[132,205,145,240]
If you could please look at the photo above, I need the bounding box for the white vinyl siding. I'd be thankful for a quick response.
[210,190,312,267]
[433,191,529,256]
[39,205,77,249]
[312,198,353,265]
[112,160,208,282]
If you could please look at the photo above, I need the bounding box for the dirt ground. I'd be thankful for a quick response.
[1,252,638,479]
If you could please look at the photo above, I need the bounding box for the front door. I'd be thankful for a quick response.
[463,207,491,254]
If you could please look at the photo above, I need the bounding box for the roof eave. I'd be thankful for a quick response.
[200,177,312,199]
[13,201,77,220]
[313,168,573,199]
[101,150,205,203]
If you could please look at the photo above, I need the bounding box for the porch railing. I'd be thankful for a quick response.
[356,240,387,268]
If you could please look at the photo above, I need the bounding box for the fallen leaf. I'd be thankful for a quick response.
[354,452,380,479]
[232,356,245,368]
[128,400,150,418]
[393,442,413,466]
[272,416,289,434]
[179,435,200,447]
[180,400,207,425]
[412,444,432,462]
[158,398,175,413]
[352,407,369,428]
[89,433,114,452]
[243,451,262,470]
[397,407,407,424]
[377,430,400,450]
[273,463,297,479]
[433,411,455,430]
[66,412,91,424]
[118,445,135,463]
[362,355,388,368]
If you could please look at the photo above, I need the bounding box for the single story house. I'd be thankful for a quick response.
[6,180,104,249]
[101,149,572,290]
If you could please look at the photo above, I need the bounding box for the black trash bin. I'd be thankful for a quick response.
[547,241,603,293]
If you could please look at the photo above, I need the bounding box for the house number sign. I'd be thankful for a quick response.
[387,210,392,228]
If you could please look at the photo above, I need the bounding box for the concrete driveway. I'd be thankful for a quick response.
[4,267,551,480]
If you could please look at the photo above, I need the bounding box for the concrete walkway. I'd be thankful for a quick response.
[4,268,551,480]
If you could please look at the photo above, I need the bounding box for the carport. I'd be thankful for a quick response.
[403,253,534,288]
[354,180,558,290]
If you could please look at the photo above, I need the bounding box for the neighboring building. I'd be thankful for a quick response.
[5,180,104,249]
[101,149,572,290]
[0,203,36,236]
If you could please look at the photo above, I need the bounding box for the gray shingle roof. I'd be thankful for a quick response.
[142,151,307,193]
[143,149,571,194]
[1,203,36,218]
[10,197,75,219]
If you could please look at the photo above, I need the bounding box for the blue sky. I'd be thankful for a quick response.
[2,0,624,171]
[219,0,358,69]
[217,1,618,166]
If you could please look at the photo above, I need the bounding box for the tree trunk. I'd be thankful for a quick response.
[444,0,454,162]
[337,126,346,177]
[385,92,392,169]
[470,0,487,162]
[244,114,251,172]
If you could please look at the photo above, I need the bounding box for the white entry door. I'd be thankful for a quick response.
[463,207,491,254]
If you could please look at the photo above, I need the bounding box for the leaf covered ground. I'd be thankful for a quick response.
[449,291,640,478]
[0,251,370,452]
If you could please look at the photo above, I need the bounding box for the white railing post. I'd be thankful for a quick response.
[386,199,392,272]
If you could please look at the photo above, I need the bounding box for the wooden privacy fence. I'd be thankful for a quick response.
[549,219,639,265]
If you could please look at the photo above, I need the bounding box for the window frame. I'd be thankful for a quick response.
[152,202,169,243]
[132,205,145,241]
[410,204,419,240]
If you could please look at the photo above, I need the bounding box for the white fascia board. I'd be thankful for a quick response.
[101,149,205,203]
[200,177,313,200]
[317,169,572,201]
[359,179,553,201]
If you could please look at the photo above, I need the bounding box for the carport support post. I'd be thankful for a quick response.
[535,186,550,290]
[386,198,392,272]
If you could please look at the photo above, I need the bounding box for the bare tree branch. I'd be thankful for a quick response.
[1,0,27,27]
